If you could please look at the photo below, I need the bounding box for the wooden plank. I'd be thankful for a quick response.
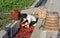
[0,30,8,38]
[31,19,43,38]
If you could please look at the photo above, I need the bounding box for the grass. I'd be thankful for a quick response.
[0,0,35,13]
[0,0,35,30]
[0,13,12,30]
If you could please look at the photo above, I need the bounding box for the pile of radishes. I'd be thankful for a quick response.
[15,26,34,38]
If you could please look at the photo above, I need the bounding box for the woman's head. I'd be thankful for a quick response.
[22,14,27,18]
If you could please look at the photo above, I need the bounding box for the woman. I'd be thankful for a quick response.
[22,13,38,26]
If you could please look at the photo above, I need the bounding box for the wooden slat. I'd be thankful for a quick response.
[31,19,43,38]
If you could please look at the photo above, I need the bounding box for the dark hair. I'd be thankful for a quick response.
[23,20,28,24]
[22,14,27,18]
[20,18,24,22]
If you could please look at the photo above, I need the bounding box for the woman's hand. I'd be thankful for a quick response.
[24,22,29,28]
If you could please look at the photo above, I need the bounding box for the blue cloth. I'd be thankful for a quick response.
[5,27,11,36]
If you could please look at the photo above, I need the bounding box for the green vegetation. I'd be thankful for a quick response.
[0,13,12,30]
[0,20,2,27]
[0,0,35,12]
[0,0,35,30]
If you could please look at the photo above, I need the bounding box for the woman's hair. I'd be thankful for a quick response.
[20,18,24,22]
[22,14,27,18]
